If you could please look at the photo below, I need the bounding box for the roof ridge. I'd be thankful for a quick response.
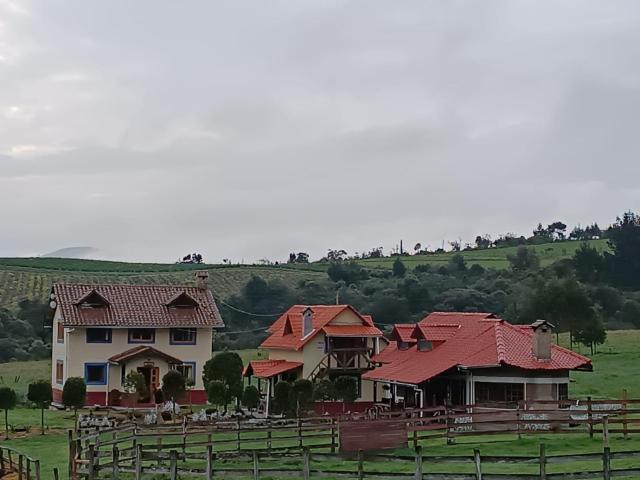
[494,321,507,363]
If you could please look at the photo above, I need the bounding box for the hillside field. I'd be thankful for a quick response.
[0,261,325,309]
[356,238,609,270]
[0,239,606,309]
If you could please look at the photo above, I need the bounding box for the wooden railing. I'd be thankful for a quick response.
[0,446,42,480]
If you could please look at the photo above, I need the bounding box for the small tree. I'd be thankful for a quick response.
[392,257,406,277]
[162,370,186,416]
[313,379,335,401]
[290,379,314,417]
[62,377,86,430]
[0,387,17,439]
[242,385,260,411]
[272,381,292,416]
[507,246,540,272]
[27,380,52,435]
[333,376,358,412]
[206,380,228,412]
[122,371,148,405]
[203,352,244,407]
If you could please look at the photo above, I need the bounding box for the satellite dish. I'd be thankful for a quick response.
[49,300,57,309]
[50,293,56,300]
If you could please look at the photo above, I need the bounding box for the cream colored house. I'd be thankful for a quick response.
[50,271,223,406]
[243,305,385,414]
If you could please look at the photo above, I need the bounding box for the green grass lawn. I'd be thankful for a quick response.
[355,238,608,270]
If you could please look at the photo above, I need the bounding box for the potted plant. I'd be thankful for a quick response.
[122,371,148,408]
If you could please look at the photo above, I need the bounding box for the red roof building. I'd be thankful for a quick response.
[363,312,591,408]
[245,305,385,414]
[50,271,222,407]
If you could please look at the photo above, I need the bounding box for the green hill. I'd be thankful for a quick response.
[0,258,325,309]
[355,239,609,270]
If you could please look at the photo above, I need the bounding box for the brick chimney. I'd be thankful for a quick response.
[531,319,554,361]
[302,307,314,338]
[195,270,209,290]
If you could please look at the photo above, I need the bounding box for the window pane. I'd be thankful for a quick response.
[86,328,111,343]
[129,329,155,342]
[86,364,106,383]
[171,328,196,343]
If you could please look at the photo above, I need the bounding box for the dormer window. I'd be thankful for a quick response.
[283,317,293,336]
[75,290,110,308]
[398,341,410,351]
[302,308,314,338]
[166,292,199,308]
[417,339,433,352]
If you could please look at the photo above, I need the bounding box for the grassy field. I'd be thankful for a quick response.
[356,238,609,270]
[0,263,325,309]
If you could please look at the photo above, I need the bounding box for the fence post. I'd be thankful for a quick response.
[112,446,119,478]
[53,467,59,480]
[412,428,418,450]
[0,447,4,472]
[516,403,521,440]
[18,454,23,480]
[182,421,187,463]
[34,459,40,480]
[331,418,337,453]
[206,444,213,480]
[87,445,95,480]
[602,446,611,480]
[68,429,74,480]
[446,408,455,445]
[157,437,162,468]
[135,443,142,480]
[622,388,629,440]
[603,416,609,448]
[473,449,482,480]
[298,417,303,449]
[357,449,364,480]
[26,457,31,480]
[587,396,593,439]
[303,447,311,480]
[539,443,546,480]
[236,419,241,451]
[252,450,259,480]
[414,445,423,480]
[266,419,272,452]
[169,450,178,480]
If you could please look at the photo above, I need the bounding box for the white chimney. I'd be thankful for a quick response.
[531,319,554,361]
[195,270,209,290]
[302,307,314,338]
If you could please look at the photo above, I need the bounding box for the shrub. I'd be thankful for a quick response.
[62,377,86,429]
[272,381,292,416]
[242,385,260,411]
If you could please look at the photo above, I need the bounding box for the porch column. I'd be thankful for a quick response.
[265,377,272,417]
[373,381,378,403]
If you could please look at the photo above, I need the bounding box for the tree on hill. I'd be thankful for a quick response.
[0,386,17,440]
[573,243,604,283]
[547,221,568,240]
[392,257,406,277]
[507,246,540,272]
[606,211,640,289]
[62,377,86,429]
[27,380,52,435]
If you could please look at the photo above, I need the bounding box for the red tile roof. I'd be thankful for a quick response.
[322,325,383,337]
[108,345,183,364]
[391,324,416,343]
[243,360,303,379]
[53,283,223,328]
[363,312,591,385]
[260,305,381,351]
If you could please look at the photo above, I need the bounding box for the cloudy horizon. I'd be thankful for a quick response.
[1,0,639,263]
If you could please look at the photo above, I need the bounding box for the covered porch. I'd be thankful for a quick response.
[243,360,303,416]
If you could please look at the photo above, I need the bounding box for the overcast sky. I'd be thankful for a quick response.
[1,0,639,263]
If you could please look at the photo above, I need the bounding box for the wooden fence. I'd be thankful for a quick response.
[0,446,41,480]
[70,442,640,479]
